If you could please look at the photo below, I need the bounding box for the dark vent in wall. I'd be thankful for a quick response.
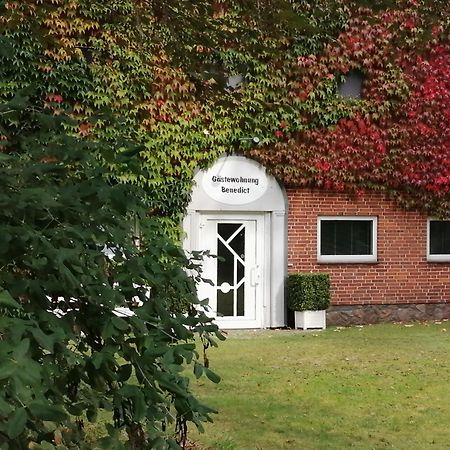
[226,74,244,90]
[338,70,364,99]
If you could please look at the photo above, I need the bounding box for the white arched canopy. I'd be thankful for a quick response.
[183,156,287,329]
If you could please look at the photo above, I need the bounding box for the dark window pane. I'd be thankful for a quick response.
[218,223,240,242]
[237,285,244,316]
[430,221,450,254]
[216,222,247,318]
[229,226,245,261]
[321,221,337,255]
[217,240,234,285]
[334,221,352,254]
[321,220,373,256]
[237,260,244,285]
[352,221,372,254]
[338,70,364,99]
[217,290,233,316]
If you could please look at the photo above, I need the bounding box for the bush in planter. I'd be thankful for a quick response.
[287,273,331,311]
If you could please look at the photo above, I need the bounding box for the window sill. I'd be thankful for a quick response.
[317,255,378,264]
[427,255,450,263]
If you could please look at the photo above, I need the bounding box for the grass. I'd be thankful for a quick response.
[188,322,450,450]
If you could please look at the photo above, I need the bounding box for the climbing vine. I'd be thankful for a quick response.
[249,1,450,215]
[2,0,449,217]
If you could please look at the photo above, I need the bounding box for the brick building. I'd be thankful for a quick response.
[287,189,450,326]
[184,155,450,328]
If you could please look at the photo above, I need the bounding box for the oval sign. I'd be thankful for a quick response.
[201,157,268,205]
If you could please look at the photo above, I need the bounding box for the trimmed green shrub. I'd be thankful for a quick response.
[287,273,331,311]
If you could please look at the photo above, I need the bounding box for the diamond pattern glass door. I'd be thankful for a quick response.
[198,216,262,327]
[216,223,246,317]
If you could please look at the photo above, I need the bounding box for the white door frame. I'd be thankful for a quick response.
[183,155,287,329]
[197,212,265,329]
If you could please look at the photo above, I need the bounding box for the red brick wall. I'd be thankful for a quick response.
[287,189,450,306]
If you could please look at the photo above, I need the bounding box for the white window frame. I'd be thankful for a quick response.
[427,218,450,262]
[317,216,378,264]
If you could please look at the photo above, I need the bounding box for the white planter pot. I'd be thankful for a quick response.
[294,310,326,330]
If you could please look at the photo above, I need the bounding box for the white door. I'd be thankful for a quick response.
[198,214,264,328]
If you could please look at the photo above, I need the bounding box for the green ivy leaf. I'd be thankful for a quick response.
[30,328,56,353]
[12,339,30,362]
[193,362,203,379]
[0,290,21,309]
[0,360,16,381]
[28,402,68,422]
[6,407,27,439]
[204,368,221,384]
[111,316,129,331]
[0,395,13,416]
[36,442,58,450]
[117,363,133,382]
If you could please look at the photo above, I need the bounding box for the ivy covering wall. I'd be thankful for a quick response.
[250,1,450,216]
[1,0,449,224]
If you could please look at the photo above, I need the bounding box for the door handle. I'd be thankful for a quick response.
[250,265,260,286]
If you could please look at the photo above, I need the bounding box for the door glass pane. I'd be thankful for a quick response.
[217,223,240,242]
[216,222,246,317]
[217,291,233,316]
[237,284,244,316]
[230,226,245,261]
[217,240,234,285]
[237,260,244,284]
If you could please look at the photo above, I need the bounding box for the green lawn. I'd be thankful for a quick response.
[188,323,450,450]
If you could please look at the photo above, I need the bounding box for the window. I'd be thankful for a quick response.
[337,69,364,99]
[226,73,244,90]
[317,216,377,263]
[427,219,450,262]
